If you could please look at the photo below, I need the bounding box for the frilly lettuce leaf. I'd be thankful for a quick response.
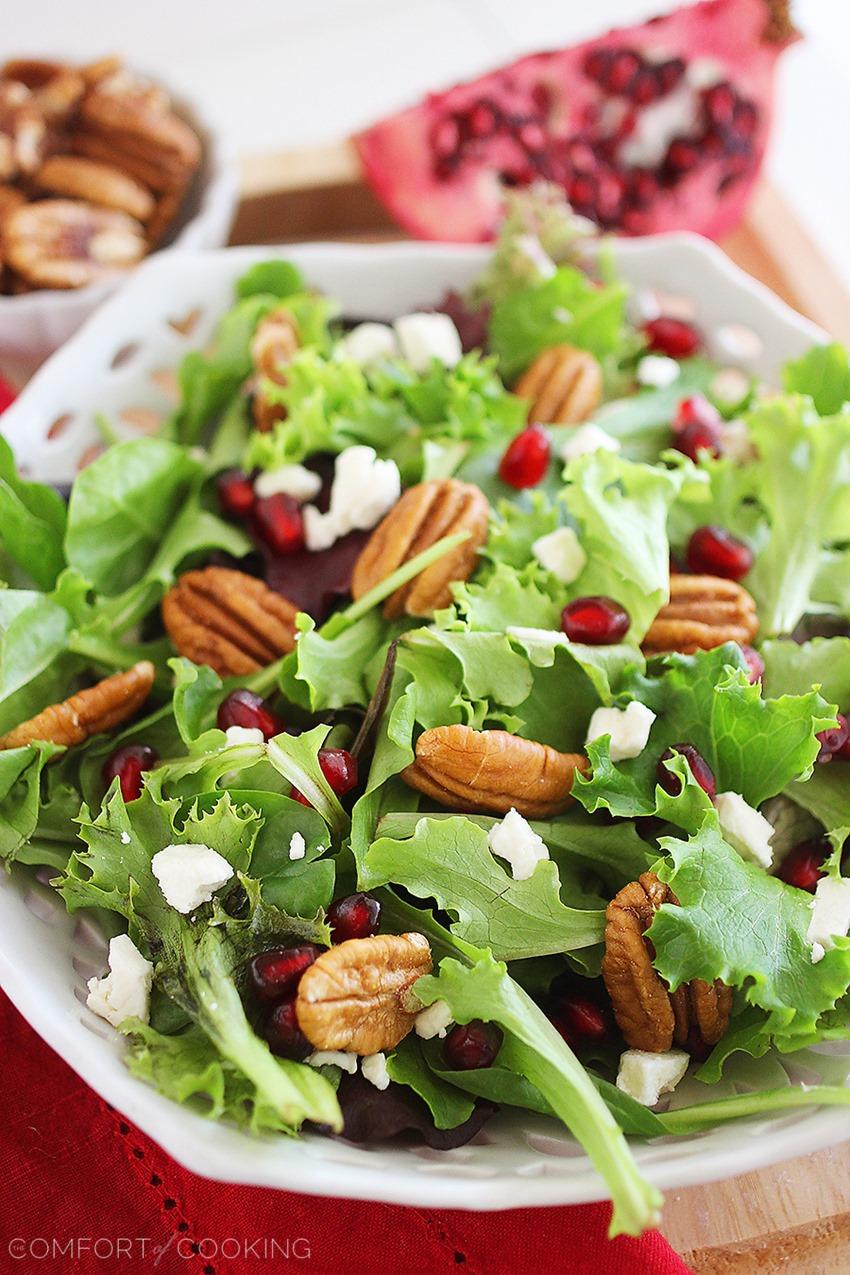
[783,343,850,416]
[0,435,67,589]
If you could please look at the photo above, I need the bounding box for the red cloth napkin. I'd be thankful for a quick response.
[1,993,691,1275]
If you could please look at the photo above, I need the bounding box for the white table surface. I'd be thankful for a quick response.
[3,0,849,285]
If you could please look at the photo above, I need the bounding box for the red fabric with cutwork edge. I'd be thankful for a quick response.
[0,994,692,1275]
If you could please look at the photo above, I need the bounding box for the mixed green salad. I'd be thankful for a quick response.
[5,189,850,1236]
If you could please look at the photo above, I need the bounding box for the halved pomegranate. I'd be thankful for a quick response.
[355,0,797,241]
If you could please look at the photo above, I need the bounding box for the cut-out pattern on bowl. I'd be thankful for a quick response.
[0,241,845,1212]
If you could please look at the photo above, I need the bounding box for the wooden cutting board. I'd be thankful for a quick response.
[230,151,850,1271]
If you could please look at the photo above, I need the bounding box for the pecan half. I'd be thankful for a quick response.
[35,155,155,222]
[296,933,432,1054]
[602,871,731,1054]
[642,574,758,657]
[162,566,298,677]
[351,478,489,618]
[250,307,300,432]
[515,344,603,424]
[0,661,155,750]
[0,81,47,182]
[4,199,145,289]
[402,724,588,818]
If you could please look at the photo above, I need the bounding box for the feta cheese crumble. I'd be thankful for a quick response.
[151,843,235,914]
[487,807,549,881]
[120,831,131,846]
[807,876,850,963]
[288,831,306,861]
[86,934,153,1029]
[636,354,680,389]
[617,1049,689,1107]
[560,423,622,463]
[308,1050,358,1074]
[394,312,462,373]
[714,792,775,869]
[532,526,587,584]
[303,445,400,552]
[415,999,454,1040]
[361,1052,391,1091]
[253,463,322,503]
[585,702,656,762]
[224,725,265,747]
[339,322,399,367]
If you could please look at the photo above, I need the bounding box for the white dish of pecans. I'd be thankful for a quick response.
[0,55,236,383]
[3,237,848,1210]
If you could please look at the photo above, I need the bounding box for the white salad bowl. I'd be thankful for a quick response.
[0,236,845,1211]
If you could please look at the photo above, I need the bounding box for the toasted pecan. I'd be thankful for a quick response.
[162,566,298,677]
[603,871,731,1053]
[4,198,145,289]
[250,308,300,432]
[35,155,155,221]
[642,574,758,656]
[296,933,432,1055]
[515,344,603,424]
[351,478,489,619]
[0,661,155,750]
[402,724,588,819]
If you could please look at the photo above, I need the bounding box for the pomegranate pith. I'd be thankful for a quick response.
[498,425,550,489]
[254,493,305,555]
[327,892,382,943]
[561,596,630,645]
[248,944,323,1002]
[291,748,359,806]
[103,744,158,802]
[644,317,701,359]
[355,0,798,241]
[686,525,753,581]
[657,743,717,800]
[217,688,284,740]
[263,994,312,1060]
[443,1021,503,1070]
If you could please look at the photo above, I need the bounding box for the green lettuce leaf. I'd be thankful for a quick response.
[386,1035,476,1129]
[783,343,850,415]
[0,436,67,589]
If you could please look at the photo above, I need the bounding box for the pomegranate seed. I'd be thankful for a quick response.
[0,377,15,414]
[674,420,723,463]
[468,100,498,138]
[263,994,312,1060]
[631,69,661,105]
[549,994,611,1052]
[432,115,461,158]
[656,58,686,93]
[644,317,701,359]
[673,395,721,434]
[816,713,850,763]
[777,839,830,893]
[217,688,284,740]
[687,526,753,581]
[568,174,598,210]
[217,469,255,519]
[292,748,359,807]
[254,492,305,555]
[248,944,323,1002]
[583,48,614,83]
[605,49,641,94]
[740,645,764,684]
[327,892,381,943]
[733,100,758,138]
[561,596,630,645]
[627,168,658,208]
[498,425,550,488]
[443,1021,503,1070]
[103,744,158,802]
[702,83,736,128]
[665,137,700,175]
[657,743,717,800]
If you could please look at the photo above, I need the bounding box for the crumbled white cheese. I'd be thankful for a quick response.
[415,999,454,1040]
[636,354,680,388]
[120,831,131,846]
[586,702,656,762]
[487,807,549,881]
[361,1052,391,1091]
[532,526,587,584]
[224,725,265,747]
[713,323,763,365]
[394,312,462,373]
[807,876,850,963]
[710,367,751,406]
[616,1049,689,1107]
[715,792,775,869]
[339,322,400,367]
[718,418,755,463]
[151,843,235,914]
[560,423,621,463]
[86,934,153,1029]
[303,445,401,552]
[254,463,322,503]
[288,831,306,861]
[308,1050,358,1074]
